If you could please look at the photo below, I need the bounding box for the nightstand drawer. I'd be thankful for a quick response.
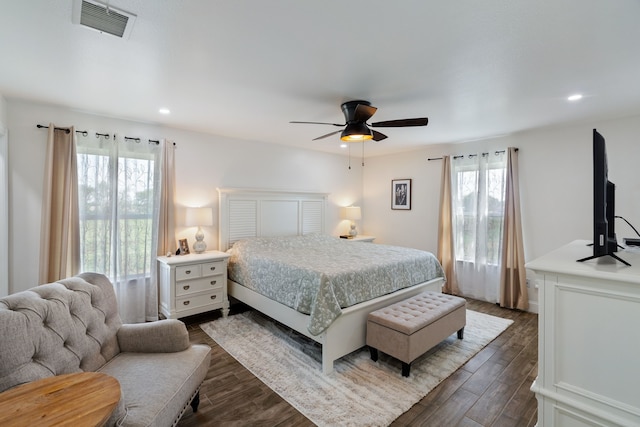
[176,264,202,281]
[201,261,225,277]
[176,276,224,296]
[176,291,223,312]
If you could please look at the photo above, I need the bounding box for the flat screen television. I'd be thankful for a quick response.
[577,129,630,265]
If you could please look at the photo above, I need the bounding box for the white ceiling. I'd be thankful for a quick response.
[2,1,640,156]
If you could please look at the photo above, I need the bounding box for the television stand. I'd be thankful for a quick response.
[527,240,640,427]
[577,252,631,266]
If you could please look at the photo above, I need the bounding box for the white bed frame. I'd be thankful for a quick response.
[217,188,444,374]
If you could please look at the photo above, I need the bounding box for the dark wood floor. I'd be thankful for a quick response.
[177,299,538,427]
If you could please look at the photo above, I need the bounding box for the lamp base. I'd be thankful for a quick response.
[193,226,207,254]
[193,240,207,254]
[349,223,358,237]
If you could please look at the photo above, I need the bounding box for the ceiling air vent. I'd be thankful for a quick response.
[72,0,137,39]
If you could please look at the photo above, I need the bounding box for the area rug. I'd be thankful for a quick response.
[200,309,513,427]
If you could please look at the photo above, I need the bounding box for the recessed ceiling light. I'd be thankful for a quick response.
[340,143,348,148]
[567,94,583,101]
[159,108,171,114]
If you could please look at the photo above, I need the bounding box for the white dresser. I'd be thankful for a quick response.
[526,240,640,427]
[157,251,230,319]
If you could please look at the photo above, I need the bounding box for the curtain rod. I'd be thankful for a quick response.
[427,148,518,161]
[36,124,71,134]
[124,136,160,145]
[37,124,161,145]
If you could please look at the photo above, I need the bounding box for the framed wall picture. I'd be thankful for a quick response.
[391,179,411,210]
[178,238,190,255]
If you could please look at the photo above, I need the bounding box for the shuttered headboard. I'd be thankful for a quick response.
[217,188,329,251]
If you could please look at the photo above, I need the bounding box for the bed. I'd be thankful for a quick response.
[218,188,446,374]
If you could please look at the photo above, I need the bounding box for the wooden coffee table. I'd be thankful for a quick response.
[0,372,121,426]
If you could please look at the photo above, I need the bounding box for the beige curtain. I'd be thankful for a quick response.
[39,124,80,283]
[158,139,177,256]
[437,156,460,295]
[499,147,528,310]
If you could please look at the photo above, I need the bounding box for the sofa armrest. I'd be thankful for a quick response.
[117,319,190,353]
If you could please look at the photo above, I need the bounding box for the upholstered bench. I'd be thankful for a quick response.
[366,291,466,377]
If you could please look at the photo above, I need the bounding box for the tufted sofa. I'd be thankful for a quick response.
[0,272,211,426]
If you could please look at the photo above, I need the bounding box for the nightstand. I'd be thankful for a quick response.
[157,251,230,319]
[341,235,376,242]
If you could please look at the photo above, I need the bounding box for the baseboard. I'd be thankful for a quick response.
[527,300,539,314]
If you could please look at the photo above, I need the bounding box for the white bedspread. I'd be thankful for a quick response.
[227,235,445,335]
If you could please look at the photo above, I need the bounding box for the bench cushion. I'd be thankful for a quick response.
[367,291,466,335]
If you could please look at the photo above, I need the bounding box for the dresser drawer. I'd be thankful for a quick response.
[176,264,201,281]
[176,291,223,312]
[201,261,225,277]
[176,276,224,296]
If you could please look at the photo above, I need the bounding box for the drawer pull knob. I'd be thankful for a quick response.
[185,270,191,275]
[183,285,190,290]
[210,280,217,285]
[210,295,217,300]
[210,266,216,271]
[183,300,190,306]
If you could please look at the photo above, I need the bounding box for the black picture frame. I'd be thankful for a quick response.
[391,179,411,210]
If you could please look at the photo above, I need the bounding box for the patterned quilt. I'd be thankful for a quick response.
[227,234,445,336]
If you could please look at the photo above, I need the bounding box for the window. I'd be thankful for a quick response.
[453,163,506,265]
[450,153,506,301]
[76,134,161,322]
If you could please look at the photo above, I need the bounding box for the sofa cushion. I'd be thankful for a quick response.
[99,344,211,427]
[117,320,190,354]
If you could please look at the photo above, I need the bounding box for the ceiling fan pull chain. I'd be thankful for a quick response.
[362,141,365,167]
[348,144,351,170]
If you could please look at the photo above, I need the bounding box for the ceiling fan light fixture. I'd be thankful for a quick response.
[291,99,428,142]
[340,122,372,142]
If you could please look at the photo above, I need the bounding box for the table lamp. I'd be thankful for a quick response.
[344,206,362,237]
[185,207,213,253]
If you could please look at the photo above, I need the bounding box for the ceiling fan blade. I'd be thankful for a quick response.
[290,121,344,127]
[372,130,388,141]
[312,130,342,141]
[371,117,429,128]
[353,104,377,122]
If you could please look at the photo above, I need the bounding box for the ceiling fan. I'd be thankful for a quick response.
[290,100,428,142]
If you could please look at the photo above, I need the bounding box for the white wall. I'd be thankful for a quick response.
[0,94,8,296]
[6,99,363,294]
[362,114,640,311]
[7,97,640,308]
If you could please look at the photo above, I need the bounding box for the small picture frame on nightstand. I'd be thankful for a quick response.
[178,238,190,255]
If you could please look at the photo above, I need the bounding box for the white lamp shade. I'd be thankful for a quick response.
[344,206,362,221]
[185,207,213,226]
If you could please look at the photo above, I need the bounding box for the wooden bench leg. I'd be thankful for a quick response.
[457,327,464,340]
[402,362,411,377]
[369,346,379,362]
